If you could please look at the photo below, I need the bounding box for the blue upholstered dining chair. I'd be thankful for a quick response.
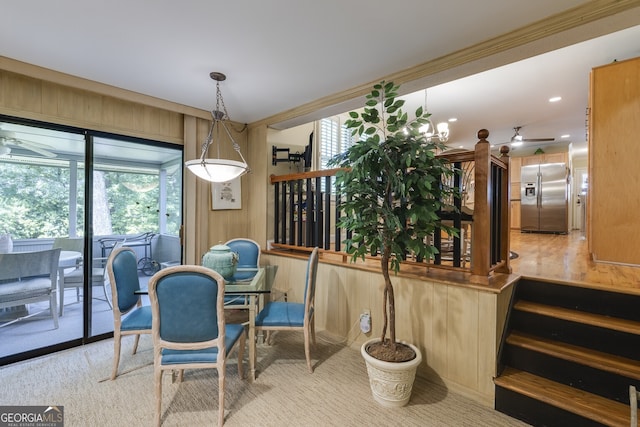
[106,246,152,380]
[148,265,246,427]
[224,238,261,306]
[225,238,260,282]
[255,247,319,373]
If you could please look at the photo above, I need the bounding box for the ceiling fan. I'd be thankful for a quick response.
[509,126,554,146]
[0,129,57,158]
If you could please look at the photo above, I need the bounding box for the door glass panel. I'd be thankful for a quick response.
[89,136,182,337]
[0,121,86,358]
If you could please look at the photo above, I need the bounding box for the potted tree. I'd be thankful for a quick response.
[330,81,458,407]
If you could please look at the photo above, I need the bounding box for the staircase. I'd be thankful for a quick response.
[494,277,640,426]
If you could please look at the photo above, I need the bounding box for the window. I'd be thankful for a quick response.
[318,117,355,192]
[319,117,356,170]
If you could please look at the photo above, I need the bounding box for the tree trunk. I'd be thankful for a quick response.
[92,171,112,235]
[380,245,396,351]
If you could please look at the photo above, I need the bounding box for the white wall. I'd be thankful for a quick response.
[267,123,314,175]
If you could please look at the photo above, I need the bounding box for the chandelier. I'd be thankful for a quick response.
[421,120,450,143]
[418,89,449,143]
[185,72,249,183]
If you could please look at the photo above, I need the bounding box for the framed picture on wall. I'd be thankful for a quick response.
[211,178,242,210]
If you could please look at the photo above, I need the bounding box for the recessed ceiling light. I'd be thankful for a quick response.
[448,117,458,122]
[458,145,463,149]
[561,134,570,138]
[549,96,562,103]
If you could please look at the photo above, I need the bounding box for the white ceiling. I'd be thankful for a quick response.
[1,1,640,155]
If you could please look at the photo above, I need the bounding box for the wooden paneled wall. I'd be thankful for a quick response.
[263,252,516,406]
[0,61,255,264]
[0,69,184,144]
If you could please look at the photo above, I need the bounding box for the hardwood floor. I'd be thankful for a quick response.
[509,230,640,296]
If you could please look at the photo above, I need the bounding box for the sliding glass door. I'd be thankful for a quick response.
[0,117,183,363]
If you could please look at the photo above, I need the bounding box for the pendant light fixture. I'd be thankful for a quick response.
[185,72,249,183]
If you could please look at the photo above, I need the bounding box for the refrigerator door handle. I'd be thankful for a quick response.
[537,172,542,208]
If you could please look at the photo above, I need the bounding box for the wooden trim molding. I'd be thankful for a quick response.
[253,0,640,130]
[0,55,210,121]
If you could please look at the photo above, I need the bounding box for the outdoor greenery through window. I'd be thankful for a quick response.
[0,159,80,239]
[94,167,181,237]
[0,120,182,240]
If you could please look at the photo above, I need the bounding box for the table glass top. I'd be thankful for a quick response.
[225,267,266,293]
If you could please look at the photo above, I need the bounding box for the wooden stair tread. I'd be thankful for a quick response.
[495,367,631,427]
[507,331,640,380]
[514,300,640,335]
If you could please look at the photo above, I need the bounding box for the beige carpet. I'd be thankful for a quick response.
[0,331,529,426]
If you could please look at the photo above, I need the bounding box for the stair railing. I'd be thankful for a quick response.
[269,129,511,279]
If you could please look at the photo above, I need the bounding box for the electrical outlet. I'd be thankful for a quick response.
[360,311,371,334]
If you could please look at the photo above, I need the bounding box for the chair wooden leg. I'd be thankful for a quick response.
[311,316,316,346]
[50,294,59,329]
[171,369,184,383]
[303,327,313,373]
[237,330,246,379]
[218,366,225,426]
[59,288,65,317]
[111,334,122,380]
[132,333,141,355]
[155,368,163,427]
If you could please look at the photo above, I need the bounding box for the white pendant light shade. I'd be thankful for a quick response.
[185,72,250,183]
[185,158,248,183]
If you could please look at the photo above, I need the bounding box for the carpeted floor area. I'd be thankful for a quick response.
[0,331,529,426]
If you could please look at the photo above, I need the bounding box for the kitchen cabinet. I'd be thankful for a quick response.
[589,56,640,265]
[540,152,568,164]
[509,157,521,185]
[509,157,522,229]
[511,200,521,229]
[521,152,568,166]
[510,183,520,200]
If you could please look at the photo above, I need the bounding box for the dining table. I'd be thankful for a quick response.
[138,266,268,381]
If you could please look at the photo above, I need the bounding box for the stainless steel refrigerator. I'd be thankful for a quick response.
[521,162,568,233]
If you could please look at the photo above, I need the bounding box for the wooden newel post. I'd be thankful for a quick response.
[471,129,491,278]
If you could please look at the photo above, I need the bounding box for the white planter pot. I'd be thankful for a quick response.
[361,338,422,407]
